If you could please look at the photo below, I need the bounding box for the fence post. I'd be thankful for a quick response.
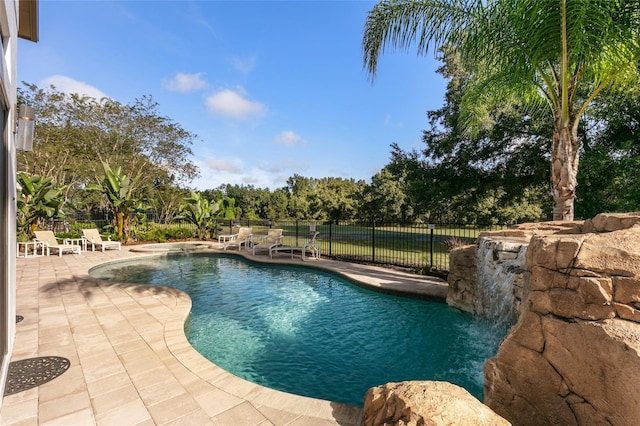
[329,221,333,257]
[371,220,376,263]
[295,220,299,246]
[429,224,434,270]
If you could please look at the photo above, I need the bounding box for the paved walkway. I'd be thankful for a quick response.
[1,245,447,425]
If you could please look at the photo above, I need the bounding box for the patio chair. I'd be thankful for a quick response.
[222,227,253,250]
[34,231,81,257]
[269,232,321,260]
[82,228,121,252]
[252,229,284,255]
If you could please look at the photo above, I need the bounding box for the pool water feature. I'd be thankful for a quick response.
[90,253,507,406]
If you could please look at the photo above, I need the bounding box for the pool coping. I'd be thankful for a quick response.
[1,244,448,425]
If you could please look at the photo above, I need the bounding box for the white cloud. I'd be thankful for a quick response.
[40,75,108,100]
[282,158,309,171]
[163,72,209,93]
[230,56,256,74]
[239,168,289,188]
[190,156,296,190]
[258,158,309,173]
[242,170,289,191]
[205,88,267,119]
[273,130,307,147]
[204,158,242,174]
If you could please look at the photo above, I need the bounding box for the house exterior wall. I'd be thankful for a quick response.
[0,0,21,406]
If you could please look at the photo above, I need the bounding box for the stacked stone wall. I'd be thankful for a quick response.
[446,244,477,313]
[484,212,640,425]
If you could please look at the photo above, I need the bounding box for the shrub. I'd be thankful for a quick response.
[442,237,469,252]
[135,224,195,242]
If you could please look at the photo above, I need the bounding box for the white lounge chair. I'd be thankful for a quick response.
[222,227,252,250]
[252,229,284,255]
[82,228,121,252]
[270,232,321,260]
[34,230,81,257]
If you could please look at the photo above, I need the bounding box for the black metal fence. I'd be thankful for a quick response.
[63,212,509,273]
[220,219,507,273]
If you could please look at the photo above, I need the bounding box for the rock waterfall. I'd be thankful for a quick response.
[474,237,526,327]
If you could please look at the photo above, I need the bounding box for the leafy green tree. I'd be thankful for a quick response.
[88,162,144,242]
[576,93,640,217]
[178,192,220,240]
[200,188,225,204]
[215,196,241,221]
[315,177,364,222]
[243,186,277,220]
[361,167,412,222]
[220,184,270,219]
[384,145,472,223]
[363,0,640,220]
[286,174,314,219]
[16,87,92,205]
[147,177,191,223]
[264,189,290,220]
[403,46,554,223]
[16,173,66,241]
[17,84,199,215]
[386,140,552,224]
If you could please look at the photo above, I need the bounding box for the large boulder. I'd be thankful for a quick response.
[484,212,640,425]
[362,381,510,426]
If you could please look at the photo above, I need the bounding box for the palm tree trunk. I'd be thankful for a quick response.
[123,214,131,243]
[551,126,580,221]
[115,211,124,241]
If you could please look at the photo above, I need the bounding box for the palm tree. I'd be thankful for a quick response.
[363,0,640,220]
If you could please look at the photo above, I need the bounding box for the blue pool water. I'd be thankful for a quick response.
[90,253,506,406]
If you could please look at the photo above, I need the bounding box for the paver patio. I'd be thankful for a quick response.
[0,245,447,425]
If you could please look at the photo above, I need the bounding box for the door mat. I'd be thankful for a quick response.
[4,356,70,396]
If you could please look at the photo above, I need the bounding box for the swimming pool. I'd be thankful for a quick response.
[90,253,506,406]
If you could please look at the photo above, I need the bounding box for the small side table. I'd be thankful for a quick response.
[17,240,47,258]
[217,234,235,248]
[63,238,87,252]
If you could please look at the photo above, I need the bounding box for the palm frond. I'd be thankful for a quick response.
[362,0,483,79]
[364,0,640,132]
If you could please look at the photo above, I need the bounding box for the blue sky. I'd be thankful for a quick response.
[18,0,446,190]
